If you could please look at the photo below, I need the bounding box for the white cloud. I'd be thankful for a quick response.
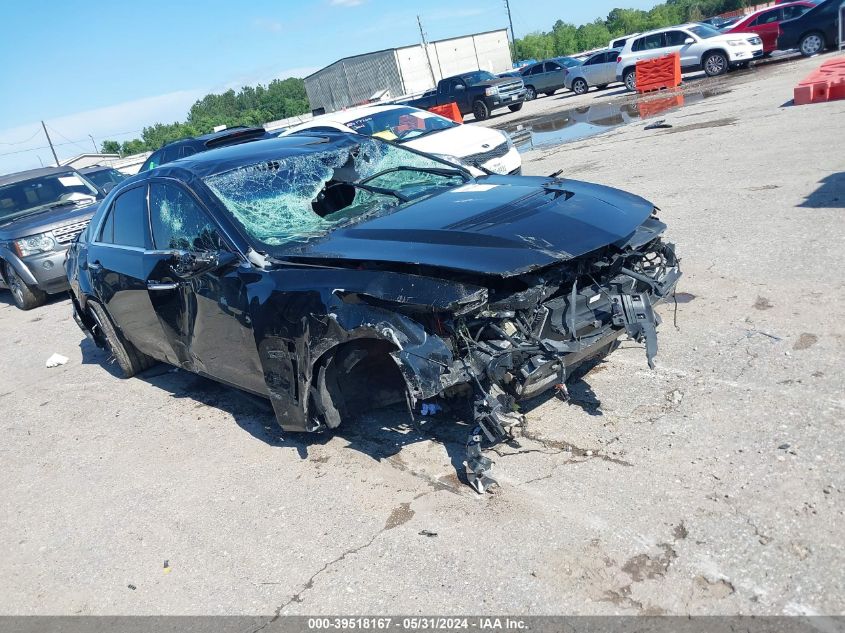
[252,17,283,33]
[330,0,365,6]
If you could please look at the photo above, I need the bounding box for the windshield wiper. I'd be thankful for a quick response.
[341,181,409,203]
[358,165,471,186]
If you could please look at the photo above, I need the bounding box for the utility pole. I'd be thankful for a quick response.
[88,134,98,153]
[417,15,437,88]
[41,121,59,166]
[503,0,517,62]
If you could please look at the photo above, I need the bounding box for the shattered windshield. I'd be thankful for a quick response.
[0,173,99,223]
[204,137,468,247]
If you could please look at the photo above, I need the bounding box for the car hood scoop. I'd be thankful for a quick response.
[286,176,655,277]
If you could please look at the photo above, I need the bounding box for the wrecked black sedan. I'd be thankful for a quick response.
[66,132,680,491]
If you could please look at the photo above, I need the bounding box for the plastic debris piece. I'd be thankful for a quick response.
[420,402,442,416]
[419,530,438,537]
[127,584,136,590]
[45,353,69,368]
[644,119,673,130]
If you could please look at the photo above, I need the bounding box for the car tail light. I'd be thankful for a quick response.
[617,56,622,63]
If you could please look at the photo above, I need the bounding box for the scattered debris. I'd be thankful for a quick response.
[778,443,791,450]
[644,119,673,130]
[45,353,68,368]
[419,403,442,416]
[127,584,136,590]
[793,333,818,350]
[163,560,171,574]
[753,296,773,310]
[418,530,438,537]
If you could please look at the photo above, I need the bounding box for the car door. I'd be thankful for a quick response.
[87,183,177,363]
[580,54,602,85]
[661,30,696,68]
[146,180,266,395]
[598,52,620,84]
[543,61,566,90]
[747,8,783,51]
[632,32,667,65]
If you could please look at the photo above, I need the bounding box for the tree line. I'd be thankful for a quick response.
[513,0,752,60]
[101,77,309,155]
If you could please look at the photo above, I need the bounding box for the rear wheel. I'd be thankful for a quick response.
[799,32,825,56]
[624,69,636,91]
[703,51,729,76]
[508,103,523,112]
[87,301,156,378]
[472,100,490,121]
[572,78,589,95]
[525,85,537,100]
[3,261,45,310]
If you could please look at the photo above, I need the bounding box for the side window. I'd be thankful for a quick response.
[160,145,180,165]
[100,186,148,248]
[545,61,562,72]
[531,64,545,75]
[665,31,689,46]
[149,182,223,252]
[782,6,806,20]
[632,37,646,52]
[585,55,600,66]
[145,150,163,171]
[642,33,666,50]
[179,145,197,158]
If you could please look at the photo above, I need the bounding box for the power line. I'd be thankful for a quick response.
[0,128,42,146]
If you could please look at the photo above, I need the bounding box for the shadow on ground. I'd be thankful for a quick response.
[799,172,844,209]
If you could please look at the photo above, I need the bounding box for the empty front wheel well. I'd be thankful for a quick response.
[308,338,409,430]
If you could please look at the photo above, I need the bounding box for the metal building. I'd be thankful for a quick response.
[304,29,513,114]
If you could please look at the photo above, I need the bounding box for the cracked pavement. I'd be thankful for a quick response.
[1,53,843,615]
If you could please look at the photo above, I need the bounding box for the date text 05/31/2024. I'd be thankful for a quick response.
[307,617,528,630]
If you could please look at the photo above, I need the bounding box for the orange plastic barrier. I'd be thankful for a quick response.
[428,102,463,123]
[794,56,845,106]
[637,92,685,119]
[636,53,682,94]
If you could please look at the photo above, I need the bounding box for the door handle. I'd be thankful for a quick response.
[147,281,179,291]
[88,260,102,271]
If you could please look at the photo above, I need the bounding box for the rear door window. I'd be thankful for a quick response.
[664,30,689,46]
[782,5,808,19]
[100,185,149,248]
[634,33,665,51]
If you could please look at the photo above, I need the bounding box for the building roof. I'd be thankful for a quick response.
[0,166,75,187]
[305,28,509,81]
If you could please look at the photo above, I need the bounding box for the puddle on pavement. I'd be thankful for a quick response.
[505,88,729,151]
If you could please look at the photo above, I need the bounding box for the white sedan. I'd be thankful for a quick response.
[280,104,521,175]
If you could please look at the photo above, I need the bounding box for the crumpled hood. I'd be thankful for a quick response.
[0,201,99,240]
[287,175,656,277]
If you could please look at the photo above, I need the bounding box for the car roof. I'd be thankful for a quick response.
[139,132,360,180]
[632,23,702,38]
[297,103,414,126]
[0,166,76,187]
[157,126,268,150]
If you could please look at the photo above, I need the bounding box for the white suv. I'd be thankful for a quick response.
[615,23,764,90]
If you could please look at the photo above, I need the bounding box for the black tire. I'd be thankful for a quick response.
[3,261,46,310]
[508,102,523,112]
[572,78,589,95]
[623,69,636,91]
[525,86,537,100]
[735,61,750,69]
[799,32,825,57]
[597,84,609,90]
[544,89,557,96]
[703,51,729,76]
[472,100,490,121]
[87,300,156,378]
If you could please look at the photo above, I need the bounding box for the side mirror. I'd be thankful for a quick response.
[684,37,695,44]
[171,250,238,278]
[454,84,466,90]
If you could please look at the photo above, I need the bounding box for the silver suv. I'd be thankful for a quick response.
[0,167,101,310]
[615,23,764,91]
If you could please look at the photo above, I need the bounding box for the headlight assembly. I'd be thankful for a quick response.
[14,232,57,257]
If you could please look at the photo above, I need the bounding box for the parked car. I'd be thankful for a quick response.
[701,16,743,29]
[777,0,841,56]
[616,23,764,90]
[564,49,622,95]
[0,167,101,309]
[404,71,526,121]
[66,132,680,492]
[519,57,582,99]
[496,70,522,79]
[139,126,274,172]
[610,33,641,49]
[280,104,521,175]
[78,165,128,194]
[723,2,816,53]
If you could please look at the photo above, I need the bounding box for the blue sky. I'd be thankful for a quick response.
[0,0,657,171]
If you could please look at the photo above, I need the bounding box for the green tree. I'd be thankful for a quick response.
[100,140,121,155]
